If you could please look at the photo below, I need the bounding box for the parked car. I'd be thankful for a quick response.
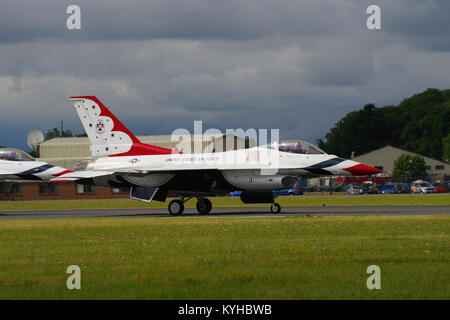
[307,184,319,192]
[273,188,304,196]
[397,183,411,194]
[362,181,379,194]
[380,183,398,194]
[346,184,364,195]
[228,191,242,197]
[434,182,449,193]
[411,180,436,193]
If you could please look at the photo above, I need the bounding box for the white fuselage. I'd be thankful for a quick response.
[85,147,358,176]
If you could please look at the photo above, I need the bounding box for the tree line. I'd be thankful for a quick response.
[317,88,450,163]
[44,128,86,140]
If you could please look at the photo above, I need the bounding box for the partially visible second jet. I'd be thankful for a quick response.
[0,148,72,182]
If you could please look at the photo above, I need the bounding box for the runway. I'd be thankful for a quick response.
[0,205,448,220]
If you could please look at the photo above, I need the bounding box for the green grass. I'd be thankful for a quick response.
[0,215,448,299]
[0,194,449,211]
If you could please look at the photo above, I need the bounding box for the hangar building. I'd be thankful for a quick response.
[353,145,450,182]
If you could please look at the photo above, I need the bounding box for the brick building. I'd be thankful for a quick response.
[0,181,130,201]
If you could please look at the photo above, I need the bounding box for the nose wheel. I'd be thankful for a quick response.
[270,202,281,214]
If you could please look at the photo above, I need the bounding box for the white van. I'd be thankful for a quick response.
[411,180,436,193]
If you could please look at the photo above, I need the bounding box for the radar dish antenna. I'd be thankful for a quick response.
[27,130,44,150]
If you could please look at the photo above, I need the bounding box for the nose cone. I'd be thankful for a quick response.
[343,163,385,176]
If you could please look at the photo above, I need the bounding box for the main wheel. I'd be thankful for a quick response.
[270,203,281,214]
[196,198,212,215]
[168,199,184,216]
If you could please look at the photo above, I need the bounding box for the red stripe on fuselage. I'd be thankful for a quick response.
[52,170,73,177]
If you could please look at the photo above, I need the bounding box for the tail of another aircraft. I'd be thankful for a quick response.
[70,96,174,157]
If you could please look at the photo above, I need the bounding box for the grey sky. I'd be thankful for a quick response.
[0,0,449,150]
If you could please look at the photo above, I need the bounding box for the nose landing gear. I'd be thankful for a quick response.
[270,202,281,214]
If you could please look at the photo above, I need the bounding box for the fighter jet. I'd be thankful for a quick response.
[0,148,72,181]
[53,96,383,215]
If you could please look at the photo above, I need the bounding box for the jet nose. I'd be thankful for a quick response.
[343,163,385,176]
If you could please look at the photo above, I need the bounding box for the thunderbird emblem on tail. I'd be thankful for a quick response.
[95,120,105,133]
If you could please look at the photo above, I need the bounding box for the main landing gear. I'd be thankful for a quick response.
[168,196,212,216]
[196,198,212,215]
[168,199,184,216]
[168,196,281,215]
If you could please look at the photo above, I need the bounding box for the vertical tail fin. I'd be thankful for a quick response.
[70,96,173,157]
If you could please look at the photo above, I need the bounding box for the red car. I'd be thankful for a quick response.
[434,182,449,193]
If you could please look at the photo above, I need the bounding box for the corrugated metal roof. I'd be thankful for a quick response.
[353,145,450,174]
[40,137,89,144]
[38,134,230,168]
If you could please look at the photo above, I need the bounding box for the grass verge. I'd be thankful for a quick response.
[0,215,448,299]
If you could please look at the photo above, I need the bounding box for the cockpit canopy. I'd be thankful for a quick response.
[0,149,34,161]
[267,140,326,154]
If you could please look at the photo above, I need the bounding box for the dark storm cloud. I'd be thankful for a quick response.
[0,0,350,43]
[379,0,450,36]
[0,0,449,151]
